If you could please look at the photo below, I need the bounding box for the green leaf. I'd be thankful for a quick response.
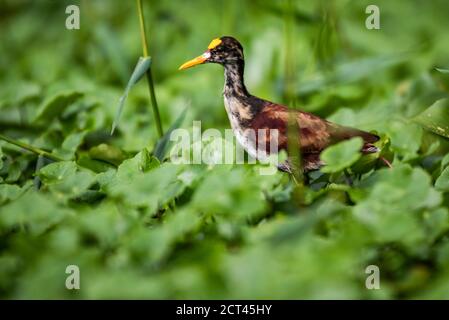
[76,154,116,173]
[5,156,29,183]
[140,148,160,172]
[423,207,449,243]
[0,191,71,236]
[190,166,274,221]
[441,153,449,169]
[61,98,98,119]
[34,91,84,122]
[38,161,77,184]
[0,184,24,205]
[104,162,185,214]
[320,137,363,173]
[353,164,441,249]
[413,98,449,139]
[298,54,408,95]
[52,131,87,160]
[88,144,126,166]
[387,121,422,160]
[153,108,187,161]
[436,68,449,74]
[435,166,449,191]
[38,161,96,197]
[111,56,152,134]
[0,146,3,171]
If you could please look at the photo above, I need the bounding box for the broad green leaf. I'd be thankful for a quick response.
[5,156,29,183]
[1,81,41,105]
[49,170,95,197]
[153,108,187,161]
[442,153,449,168]
[354,164,441,249]
[38,161,96,197]
[413,99,449,139]
[76,155,116,173]
[104,162,185,214]
[0,191,71,235]
[320,137,363,173]
[298,54,407,95]
[88,144,126,166]
[53,131,87,160]
[111,56,152,134]
[61,98,98,119]
[108,149,160,179]
[38,161,77,184]
[0,184,24,204]
[387,120,422,160]
[33,91,84,122]
[77,201,137,248]
[123,208,202,266]
[191,166,270,221]
[266,199,346,244]
[435,166,449,191]
[140,147,160,172]
[423,207,449,243]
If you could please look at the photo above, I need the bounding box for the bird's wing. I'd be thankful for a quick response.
[249,103,379,154]
[326,122,380,144]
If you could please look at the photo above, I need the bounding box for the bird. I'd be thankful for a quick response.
[179,36,384,174]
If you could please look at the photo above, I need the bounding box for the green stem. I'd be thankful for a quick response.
[145,72,163,137]
[283,0,296,106]
[283,0,303,183]
[136,0,164,138]
[137,0,149,57]
[34,155,45,190]
[0,134,64,162]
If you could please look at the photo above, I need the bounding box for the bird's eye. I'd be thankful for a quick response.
[214,46,226,53]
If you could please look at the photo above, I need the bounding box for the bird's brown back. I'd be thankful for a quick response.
[248,100,379,156]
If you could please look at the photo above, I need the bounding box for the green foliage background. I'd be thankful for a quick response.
[1,0,449,299]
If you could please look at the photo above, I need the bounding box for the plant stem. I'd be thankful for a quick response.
[136,0,164,138]
[0,134,64,162]
[283,0,296,106]
[145,72,163,137]
[34,155,46,190]
[283,0,303,183]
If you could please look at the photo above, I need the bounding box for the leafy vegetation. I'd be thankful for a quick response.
[1,0,449,299]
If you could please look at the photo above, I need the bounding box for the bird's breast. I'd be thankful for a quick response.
[223,95,270,160]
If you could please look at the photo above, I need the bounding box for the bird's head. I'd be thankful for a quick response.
[178,36,244,70]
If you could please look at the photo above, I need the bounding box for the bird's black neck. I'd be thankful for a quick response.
[223,60,249,98]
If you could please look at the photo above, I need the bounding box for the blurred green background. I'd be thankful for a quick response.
[1,0,449,299]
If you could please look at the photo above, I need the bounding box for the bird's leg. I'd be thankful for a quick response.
[290,173,300,186]
[379,156,393,169]
[343,169,353,186]
[303,173,310,185]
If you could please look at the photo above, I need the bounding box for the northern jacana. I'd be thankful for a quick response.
[179,36,382,173]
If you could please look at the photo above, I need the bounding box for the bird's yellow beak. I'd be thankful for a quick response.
[178,52,210,70]
[178,38,222,70]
